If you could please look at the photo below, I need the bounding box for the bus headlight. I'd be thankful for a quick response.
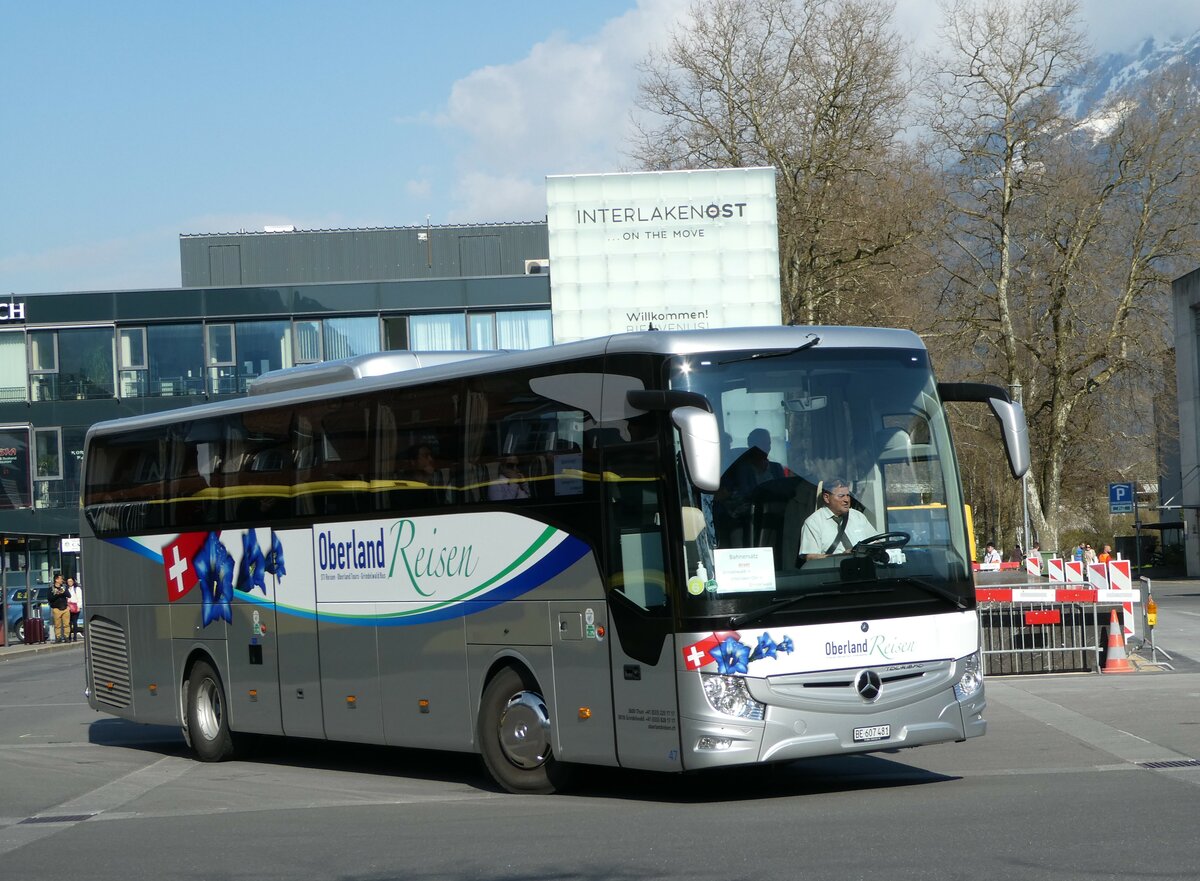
[953,652,983,701]
[701,674,766,720]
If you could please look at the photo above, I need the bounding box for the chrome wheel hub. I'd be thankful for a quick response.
[497,690,551,770]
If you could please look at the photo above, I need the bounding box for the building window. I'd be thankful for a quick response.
[0,332,27,402]
[29,327,115,401]
[34,428,62,480]
[29,330,57,372]
[496,310,553,349]
[208,321,292,394]
[469,313,497,351]
[148,324,205,396]
[410,313,467,350]
[34,427,62,510]
[323,316,381,360]
[0,425,33,509]
[465,310,553,351]
[236,321,292,389]
[206,324,236,394]
[118,327,148,397]
[294,320,322,364]
[383,316,408,351]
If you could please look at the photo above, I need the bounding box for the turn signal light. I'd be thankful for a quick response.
[578,707,592,719]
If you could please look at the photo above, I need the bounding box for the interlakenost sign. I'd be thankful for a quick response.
[546,168,781,343]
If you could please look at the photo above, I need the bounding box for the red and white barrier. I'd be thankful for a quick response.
[1107,560,1135,639]
[977,587,1141,604]
[980,552,1141,643]
[1108,560,1131,590]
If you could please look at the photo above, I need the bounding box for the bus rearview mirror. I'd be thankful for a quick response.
[671,406,721,492]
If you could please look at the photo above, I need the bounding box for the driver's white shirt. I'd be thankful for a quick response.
[799,506,875,555]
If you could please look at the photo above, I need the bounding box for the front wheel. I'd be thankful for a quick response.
[477,667,572,794]
[185,659,236,762]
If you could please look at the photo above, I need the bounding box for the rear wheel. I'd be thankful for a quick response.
[185,660,236,762]
[15,619,25,644]
[477,667,572,794]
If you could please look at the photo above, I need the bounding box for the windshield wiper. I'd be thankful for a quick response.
[728,585,889,630]
[718,333,820,366]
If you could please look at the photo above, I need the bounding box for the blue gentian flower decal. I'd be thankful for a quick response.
[710,636,751,675]
[265,530,286,579]
[778,636,794,655]
[194,532,234,627]
[750,633,777,661]
[237,529,267,594]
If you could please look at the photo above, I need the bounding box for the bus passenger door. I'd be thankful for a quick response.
[603,437,683,773]
[224,527,285,737]
[272,527,325,739]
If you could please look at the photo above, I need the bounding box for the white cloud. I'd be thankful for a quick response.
[447,171,547,224]
[1075,0,1200,53]
[893,0,1200,57]
[438,0,690,220]
[405,178,433,201]
[435,0,1200,226]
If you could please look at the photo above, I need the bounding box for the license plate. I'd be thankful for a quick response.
[853,725,890,743]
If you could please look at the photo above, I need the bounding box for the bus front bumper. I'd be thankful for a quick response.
[680,674,986,771]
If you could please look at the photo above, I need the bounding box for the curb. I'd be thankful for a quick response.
[0,640,84,661]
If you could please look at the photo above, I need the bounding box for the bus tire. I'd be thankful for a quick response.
[185,659,236,762]
[477,666,572,794]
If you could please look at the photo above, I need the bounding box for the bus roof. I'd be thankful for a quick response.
[247,350,503,396]
[85,325,926,440]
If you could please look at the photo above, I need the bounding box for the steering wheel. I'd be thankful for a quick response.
[851,531,911,553]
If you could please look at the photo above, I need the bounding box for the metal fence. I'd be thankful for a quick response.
[975,581,1143,675]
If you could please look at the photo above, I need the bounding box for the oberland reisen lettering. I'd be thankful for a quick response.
[825,634,917,660]
[576,202,749,224]
[318,528,386,571]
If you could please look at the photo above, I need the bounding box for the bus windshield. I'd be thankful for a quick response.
[669,346,972,625]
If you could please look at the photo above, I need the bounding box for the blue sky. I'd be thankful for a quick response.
[3,0,1198,295]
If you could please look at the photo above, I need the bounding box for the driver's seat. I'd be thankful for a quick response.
[780,481,821,568]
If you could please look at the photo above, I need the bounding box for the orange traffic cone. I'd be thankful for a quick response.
[1103,609,1134,674]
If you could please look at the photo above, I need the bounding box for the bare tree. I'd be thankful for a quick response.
[925,0,1200,549]
[632,0,934,324]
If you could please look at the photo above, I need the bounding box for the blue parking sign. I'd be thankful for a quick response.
[1109,482,1134,514]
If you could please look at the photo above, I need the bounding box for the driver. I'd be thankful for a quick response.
[798,477,875,559]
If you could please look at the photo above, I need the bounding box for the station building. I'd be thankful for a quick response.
[1173,265,1200,575]
[0,221,551,599]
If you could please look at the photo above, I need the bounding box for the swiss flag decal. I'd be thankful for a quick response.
[162,532,210,602]
[681,630,741,671]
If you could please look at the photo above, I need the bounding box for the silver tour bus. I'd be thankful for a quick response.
[80,326,1028,793]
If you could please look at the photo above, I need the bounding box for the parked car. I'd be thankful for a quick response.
[6,586,50,644]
